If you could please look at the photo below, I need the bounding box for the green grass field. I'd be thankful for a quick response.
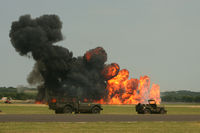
[0,103,200,133]
[0,122,200,133]
[0,103,200,115]
[0,104,53,114]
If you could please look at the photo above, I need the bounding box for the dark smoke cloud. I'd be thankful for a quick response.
[27,62,44,86]
[10,15,63,56]
[9,14,110,101]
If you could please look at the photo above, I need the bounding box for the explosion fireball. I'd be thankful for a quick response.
[9,14,161,104]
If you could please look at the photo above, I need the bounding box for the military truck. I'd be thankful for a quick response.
[48,97,103,114]
[135,99,167,114]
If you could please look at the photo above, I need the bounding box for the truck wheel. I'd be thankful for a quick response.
[55,109,63,114]
[144,109,151,114]
[63,106,72,114]
[137,111,142,114]
[92,107,100,114]
[74,111,79,114]
[160,109,166,114]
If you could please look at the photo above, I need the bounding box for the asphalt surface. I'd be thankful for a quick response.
[0,114,200,122]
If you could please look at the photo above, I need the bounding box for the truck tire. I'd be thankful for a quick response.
[160,108,166,114]
[144,109,151,114]
[63,106,72,114]
[92,106,101,114]
[55,109,63,114]
[137,111,143,114]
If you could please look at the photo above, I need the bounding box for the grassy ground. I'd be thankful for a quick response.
[0,122,200,133]
[165,106,200,114]
[0,103,200,114]
[0,103,200,133]
[0,104,54,114]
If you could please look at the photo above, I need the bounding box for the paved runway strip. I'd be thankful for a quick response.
[0,114,200,122]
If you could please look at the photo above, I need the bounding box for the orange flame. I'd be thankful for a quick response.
[84,47,107,62]
[149,84,161,104]
[51,98,57,103]
[102,63,120,80]
[35,101,43,104]
[35,100,48,104]
[96,69,161,104]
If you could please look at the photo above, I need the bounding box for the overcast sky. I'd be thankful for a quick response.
[0,0,200,92]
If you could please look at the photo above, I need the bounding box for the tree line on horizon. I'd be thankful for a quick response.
[0,87,200,102]
[161,90,200,103]
[0,87,36,100]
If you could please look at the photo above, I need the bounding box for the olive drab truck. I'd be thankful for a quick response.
[48,97,103,114]
[136,99,167,114]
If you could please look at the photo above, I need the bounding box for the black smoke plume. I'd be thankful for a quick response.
[9,14,116,101]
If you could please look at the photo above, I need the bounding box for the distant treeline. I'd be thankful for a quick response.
[161,90,200,103]
[1,87,200,102]
[0,87,37,100]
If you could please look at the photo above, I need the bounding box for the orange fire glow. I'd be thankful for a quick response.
[35,101,43,104]
[96,69,161,104]
[84,47,107,62]
[51,98,57,103]
[35,101,48,104]
[102,63,120,80]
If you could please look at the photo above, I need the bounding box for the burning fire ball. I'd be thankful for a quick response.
[102,63,120,81]
[9,14,161,105]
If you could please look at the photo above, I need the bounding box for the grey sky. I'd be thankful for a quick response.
[0,0,199,91]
